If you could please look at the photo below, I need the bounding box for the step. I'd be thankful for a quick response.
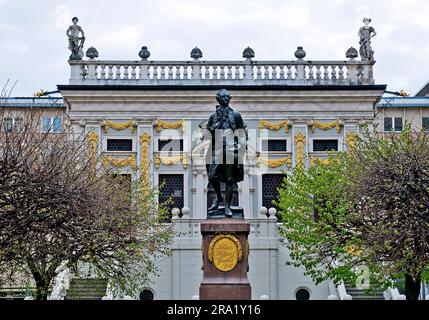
[68,289,106,294]
[70,280,107,284]
[68,285,107,289]
[351,296,385,300]
[66,278,108,300]
[66,296,103,300]
[347,290,383,295]
[67,288,107,293]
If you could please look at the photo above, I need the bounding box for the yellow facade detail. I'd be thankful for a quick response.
[155,119,186,134]
[102,155,137,170]
[259,120,290,133]
[294,132,306,169]
[101,119,138,134]
[308,119,343,134]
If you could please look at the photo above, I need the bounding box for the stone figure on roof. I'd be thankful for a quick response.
[66,17,85,60]
[358,17,376,61]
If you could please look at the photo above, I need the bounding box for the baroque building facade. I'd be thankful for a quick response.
[53,44,390,300]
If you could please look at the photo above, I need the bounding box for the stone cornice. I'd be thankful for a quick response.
[60,87,386,105]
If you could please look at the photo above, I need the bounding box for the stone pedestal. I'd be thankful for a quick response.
[199,219,251,300]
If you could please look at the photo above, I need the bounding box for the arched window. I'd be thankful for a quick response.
[295,288,311,300]
[139,289,154,301]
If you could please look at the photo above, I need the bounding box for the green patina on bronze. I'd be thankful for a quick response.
[206,89,248,218]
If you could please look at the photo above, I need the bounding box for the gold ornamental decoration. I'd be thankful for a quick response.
[102,155,137,170]
[155,119,186,134]
[259,120,290,133]
[140,133,152,193]
[87,131,99,174]
[257,156,292,168]
[294,132,306,169]
[101,120,138,134]
[208,234,243,272]
[155,154,189,169]
[308,119,343,134]
[346,132,358,155]
[310,156,332,167]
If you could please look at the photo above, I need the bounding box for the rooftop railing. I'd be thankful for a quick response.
[69,58,375,86]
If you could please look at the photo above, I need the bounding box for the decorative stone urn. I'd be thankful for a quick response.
[191,47,203,60]
[86,46,99,60]
[242,47,255,60]
[346,47,358,60]
[295,46,306,60]
[139,46,151,60]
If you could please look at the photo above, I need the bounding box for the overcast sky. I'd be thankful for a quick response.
[1,0,428,96]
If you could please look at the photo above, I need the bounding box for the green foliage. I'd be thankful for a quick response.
[348,123,429,282]
[276,123,429,297]
[276,152,361,285]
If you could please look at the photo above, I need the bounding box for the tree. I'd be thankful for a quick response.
[276,153,364,286]
[0,110,174,300]
[347,124,429,300]
[277,124,429,300]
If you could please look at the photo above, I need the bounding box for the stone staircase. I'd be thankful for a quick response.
[65,278,108,300]
[345,283,385,300]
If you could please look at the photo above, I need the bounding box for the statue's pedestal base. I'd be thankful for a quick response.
[207,206,244,219]
[199,219,251,300]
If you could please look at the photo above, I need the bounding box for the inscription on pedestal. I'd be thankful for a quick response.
[200,219,251,300]
[208,234,242,272]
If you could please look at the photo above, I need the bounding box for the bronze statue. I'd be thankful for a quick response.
[206,89,248,218]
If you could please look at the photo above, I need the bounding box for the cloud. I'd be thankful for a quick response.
[156,0,310,28]
[96,25,142,54]
[1,43,29,53]
[0,0,427,95]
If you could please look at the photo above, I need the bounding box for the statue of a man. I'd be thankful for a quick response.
[206,89,248,218]
[66,17,85,60]
[358,17,376,61]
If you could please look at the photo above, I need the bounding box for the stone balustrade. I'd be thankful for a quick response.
[172,212,278,240]
[69,59,375,86]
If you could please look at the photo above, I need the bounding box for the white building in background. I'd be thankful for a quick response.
[52,37,393,300]
[375,83,429,133]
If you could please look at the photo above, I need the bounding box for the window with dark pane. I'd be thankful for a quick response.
[384,117,393,131]
[207,183,239,209]
[139,289,154,301]
[262,174,284,220]
[394,117,403,131]
[107,139,133,152]
[384,117,403,132]
[295,288,310,300]
[313,140,338,152]
[3,118,13,132]
[159,174,184,222]
[158,139,184,152]
[423,117,429,130]
[261,139,287,152]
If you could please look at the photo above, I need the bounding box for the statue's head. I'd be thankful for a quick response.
[363,17,371,25]
[216,89,231,107]
[72,17,79,24]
